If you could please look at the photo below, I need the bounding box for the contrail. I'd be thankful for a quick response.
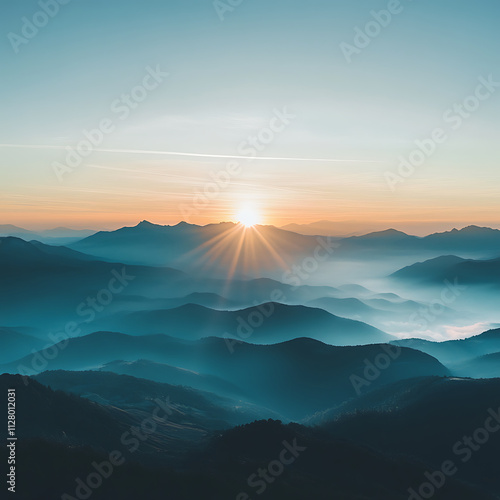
[0,144,382,163]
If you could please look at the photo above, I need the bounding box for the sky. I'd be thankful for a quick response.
[0,0,499,232]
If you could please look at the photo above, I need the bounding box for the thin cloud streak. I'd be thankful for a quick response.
[0,144,382,163]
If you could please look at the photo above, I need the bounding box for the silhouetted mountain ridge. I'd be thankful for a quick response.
[93,301,393,345]
[1,332,448,420]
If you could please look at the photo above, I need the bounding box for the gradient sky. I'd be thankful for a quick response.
[1,0,499,232]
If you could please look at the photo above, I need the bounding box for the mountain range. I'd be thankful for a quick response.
[2,218,500,499]
[90,302,393,345]
[0,224,95,245]
[1,331,448,421]
[391,254,500,287]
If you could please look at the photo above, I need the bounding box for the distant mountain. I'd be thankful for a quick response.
[334,284,407,303]
[390,254,468,277]
[304,295,448,333]
[92,302,393,346]
[70,221,328,277]
[0,224,32,234]
[305,296,380,320]
[392,328,500,365]
[452,352,500,378]
[336,283,375,296]
[38,227,96,238]
[0,327,45,363]
[424,225,500,252]
[356,228,410,240]
[91,292,239,317]
[0,237,188,329]
[0,238,350,332]
[336,229,419,253]
[391,254,500,287]
[198,277,343,305]
[29,239,100,261]
[280,220,362,236]
[279,220,401,237]
[159,292,238,310]
[0,225,95,245]
[335,225,500,260]
[0,236,65,266]
[1,332,448,420]
[0,236,99,265]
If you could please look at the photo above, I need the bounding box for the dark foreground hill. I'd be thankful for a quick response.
[3,373,498,499]
[320,376,500,496]
[9,423,497,500]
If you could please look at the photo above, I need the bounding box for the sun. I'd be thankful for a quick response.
[236,206,261,227]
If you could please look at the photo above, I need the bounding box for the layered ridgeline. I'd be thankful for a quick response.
[391,254,500,288]
[0,236,341,329]
[1,232,492,343]
[0,236,187,329]
[4,222,500,263]
[0,236,395,343]
[1,222,500,500]
[284,224,500,260]
[0,224,95,245]
[0,332,448,421]
[393,328,500,376]
[70,222,500,265]
[87,302,393,345]
[69,220,330,277]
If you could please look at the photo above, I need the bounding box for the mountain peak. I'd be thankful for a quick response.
[136,220,158,228]
[135,220,198,230]
[362,228,409,239]
[475,328,500,340]
[0,224,31,234]
[0,236,33,248]
[460,225,495,233]
[0,237,46,261]
[433,225,497,237]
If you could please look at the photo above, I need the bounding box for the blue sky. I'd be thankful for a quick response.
[1,0,499,230]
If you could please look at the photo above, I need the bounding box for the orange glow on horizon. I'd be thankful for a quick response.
[2,208,500,237]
